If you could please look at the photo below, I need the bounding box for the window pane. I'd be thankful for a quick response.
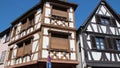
[95,37,105,50]
[116,40,120,51]
[101,45,105,50]
[97,45,100,49]
[100,17,110,25]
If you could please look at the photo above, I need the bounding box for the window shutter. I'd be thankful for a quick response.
[111,18,117,27]
[95,14,101,24]
[105,37,113,49]
[90,35,96,49]
[112,38,117,50]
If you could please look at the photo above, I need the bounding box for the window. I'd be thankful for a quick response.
[0,51,6,64]
[95,37,105,50]
[91,36,105,50]
[116,39,120,51]
[95,14,117,27]
[100,17,110,25]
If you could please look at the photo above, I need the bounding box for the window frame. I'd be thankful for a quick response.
[115,39,120,51]
[90,34,120,52]
[95,14,117,27]
[95,37,105,50]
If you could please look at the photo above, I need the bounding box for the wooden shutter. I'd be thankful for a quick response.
[95,14,101,24]
[90,35,96,49]
[105,37,113,49]
[111,18,117,27]
[113,38,117,50]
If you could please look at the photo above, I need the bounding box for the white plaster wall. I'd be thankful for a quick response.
[43,28,49,35]
[69,22,74,28]
[70,40,75,51]
[45,18,50,24]
[42,50,48,58]
[0,35,9,68]
[43,36,49,48]
[45,8,51,17]
[69,13,73,21]
[91,16,96,23]
[46,2,50,7]
[79,34,87,68]
[32,41,39,53]
[91,52,101,60]
[71,53,76,60]
[35,9,42,24]
[91,24,98,32]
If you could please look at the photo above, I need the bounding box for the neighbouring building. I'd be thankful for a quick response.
[0,28,10,68]
[5,0,78,68]
[77,0,120,68]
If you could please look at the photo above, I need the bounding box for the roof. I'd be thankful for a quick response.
[77,0,120,34]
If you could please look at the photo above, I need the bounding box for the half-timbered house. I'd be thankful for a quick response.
[5,0,78,68]
[0,28,10,68]
[77,0,120,68]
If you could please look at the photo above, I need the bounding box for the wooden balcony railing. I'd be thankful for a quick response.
[17,47,24,58]
[51,37,69,52]
[24,44,32,56]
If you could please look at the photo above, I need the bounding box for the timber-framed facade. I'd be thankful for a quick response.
[4,0,78,68]
[77,0,120,68]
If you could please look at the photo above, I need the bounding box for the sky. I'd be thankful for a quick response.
[0,0,120,32]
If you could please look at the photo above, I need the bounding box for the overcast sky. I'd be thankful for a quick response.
[0,0,120,32]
